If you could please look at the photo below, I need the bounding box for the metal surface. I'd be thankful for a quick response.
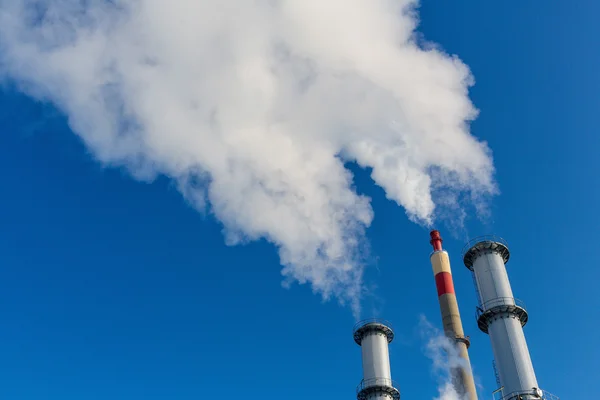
[360,330,392,382]
[354,319,394,345]
[429,231,478,400]
[470,245,515,306]
[499,388,560,400]
[462,235,510,270]
[356,378,400,400]
[354,320,400,400]
[476,297,529,334]
[464,237,539,398]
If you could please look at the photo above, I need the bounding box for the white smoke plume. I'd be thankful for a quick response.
[434,383,462,400]
[419,316,478,400]
[0,0,496,313]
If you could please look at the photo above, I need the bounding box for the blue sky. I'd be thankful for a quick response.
[0,0,597,399]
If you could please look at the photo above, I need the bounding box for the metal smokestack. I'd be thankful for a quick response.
[429,230,478,400]
[463,236,558,400]
[354,320,400,400]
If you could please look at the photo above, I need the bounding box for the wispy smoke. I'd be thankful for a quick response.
[419,316,476,400]
[434,383,462,400]
[0,0,496,313]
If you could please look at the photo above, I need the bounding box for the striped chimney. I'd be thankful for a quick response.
[429,230,478,400]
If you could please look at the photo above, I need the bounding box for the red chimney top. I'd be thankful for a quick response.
[430,230,443,251]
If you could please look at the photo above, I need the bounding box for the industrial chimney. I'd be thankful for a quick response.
[463,236,558,400]
[429,230,478,400]
[354,320,400,400]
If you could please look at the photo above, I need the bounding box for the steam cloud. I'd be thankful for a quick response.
[0,0,496,313]
[420,316,480,400]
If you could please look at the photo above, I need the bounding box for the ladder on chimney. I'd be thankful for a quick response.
[492,359,501,388]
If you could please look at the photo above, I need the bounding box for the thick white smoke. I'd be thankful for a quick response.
[0,0,495,313]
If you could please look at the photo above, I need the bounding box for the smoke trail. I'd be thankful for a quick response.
[0,0,496,313]
[434,383,462,400]
[419,316,479,400]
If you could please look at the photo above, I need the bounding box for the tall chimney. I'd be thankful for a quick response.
[354,320,400,400]
[429,230,478,400]
[463,236,557,400]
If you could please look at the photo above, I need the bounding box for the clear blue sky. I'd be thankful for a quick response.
[0,1,597,399]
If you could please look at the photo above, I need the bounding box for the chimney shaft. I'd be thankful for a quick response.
[463,236,550,399]
[354,320,400,400]
[429,230,478,400]
[430,230,443,252]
